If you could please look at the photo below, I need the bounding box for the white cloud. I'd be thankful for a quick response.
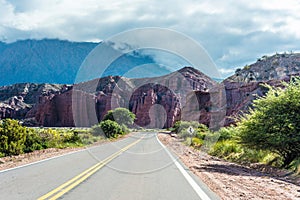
[0,0,300,77]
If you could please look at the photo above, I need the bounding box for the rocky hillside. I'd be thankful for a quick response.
[1,52,300,128]
[30,67,218,127]
[0,83,65,121]
[223,52,300,125]
[226,52,300,82]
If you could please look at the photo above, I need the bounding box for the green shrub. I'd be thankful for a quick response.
[238,78,300,167]
[120,124,129,135]
[38,128,62,148]
[209,140,242,159]
[79,133,102,145]
[0,119,28,156]
[99,120,122,138]
[289,158,300,175]
[24,129,43,153]
[91,124,105,136]
[217,126,238,141]
[103,108,135,127]
[191,137,203,149]
[209,139,283,166]
[172,121,200,134]
[62,131,82,144]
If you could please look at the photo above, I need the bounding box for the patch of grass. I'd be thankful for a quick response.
[209,139,283,167]
[289,158,300,175]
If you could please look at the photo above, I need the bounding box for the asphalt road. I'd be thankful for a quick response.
[0,132,220,200]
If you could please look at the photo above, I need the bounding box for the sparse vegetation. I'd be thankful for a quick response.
[172,121,211,149]
[0,119,103,158]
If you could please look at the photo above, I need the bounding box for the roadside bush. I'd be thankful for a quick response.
[209,140,282,166]
[103,108,136,127]
[172,121,200,134]
[238,78,300,167]
[99,120,122,138]
[38,128,62,148]
[217,126,238,141]
[289,158,300,175]
[120,124,129,135]
[91,124,105,136]
[24,129,43,153]
[191,137,203,149]
[61,131,81,144]
[0,119,28,156]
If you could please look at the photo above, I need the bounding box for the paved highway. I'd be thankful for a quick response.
[0,132,219,200]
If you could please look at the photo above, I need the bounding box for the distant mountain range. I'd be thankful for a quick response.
[0,39,181,86]
[0,39,97,86]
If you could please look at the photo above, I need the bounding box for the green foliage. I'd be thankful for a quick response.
[120,124,129,135]
[238,78,300,167]
[172,121,207,137]
[289,158,300,175]
[0,120,104,157]
[217,126,239,141]
[0,119,27,156]
[24,129,43,153]
[103,108,135,127]
[99,120,123,138]
[191,137,203,149]
[79,133,102,145]
[91,124,105,136]
[209,140,281,166]
[243,65,250,70]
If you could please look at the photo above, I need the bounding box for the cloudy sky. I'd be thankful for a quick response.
[1,0,300,77]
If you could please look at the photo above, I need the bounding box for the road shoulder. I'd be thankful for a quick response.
[157,133,300,200]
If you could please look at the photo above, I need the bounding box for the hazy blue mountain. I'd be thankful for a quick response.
[0,39,98,86]
[0,39,178,86]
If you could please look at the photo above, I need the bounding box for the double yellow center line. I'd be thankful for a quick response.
[38,136,143,200]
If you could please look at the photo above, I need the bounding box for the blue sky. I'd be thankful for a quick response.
[1,0,300,78]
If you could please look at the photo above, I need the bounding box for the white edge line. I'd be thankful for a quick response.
[0,134,139,174]
[0,134,138,174]
[156,133,212,200]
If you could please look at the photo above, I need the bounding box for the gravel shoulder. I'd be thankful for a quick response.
[158,133,300,200]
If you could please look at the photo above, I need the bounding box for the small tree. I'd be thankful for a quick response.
[238,78,300,167]
[103,108,135,127]
[0,119,28,156]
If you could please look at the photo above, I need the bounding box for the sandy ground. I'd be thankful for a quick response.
[158,133,300,200]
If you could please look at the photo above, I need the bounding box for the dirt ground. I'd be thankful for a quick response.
[157,133,300,200]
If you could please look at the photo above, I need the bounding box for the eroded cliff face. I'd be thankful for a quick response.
[222,53,300,125]
[14,67,218,127]
[1,53,300,128]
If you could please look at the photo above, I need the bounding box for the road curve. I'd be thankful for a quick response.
[0,132,219,200]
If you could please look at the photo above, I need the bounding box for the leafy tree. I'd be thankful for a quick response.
[0,119,28,156]
[103,108,135,127]
[238,78,300,167]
